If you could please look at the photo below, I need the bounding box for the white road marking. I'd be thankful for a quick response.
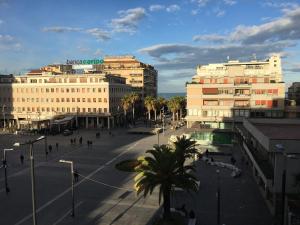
[13,140,140,225]
[52,201,83,225]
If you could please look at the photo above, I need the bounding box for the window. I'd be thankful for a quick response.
[77,98,80,102]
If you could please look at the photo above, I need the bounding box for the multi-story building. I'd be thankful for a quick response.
[0,72,131,130]
[236,118,300,219]
[94,55,157,98]
[288,82,300,105]
[186,55,285,128]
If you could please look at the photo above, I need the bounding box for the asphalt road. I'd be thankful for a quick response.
[0,128,169,225]
[0,125,273,225]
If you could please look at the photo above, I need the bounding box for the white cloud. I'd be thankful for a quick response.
[193,6,300,44]
[0,34,21,51]
[224,0,237,5]
[216,9,225,17]
[149,4,165,12]
[138,41,294,70]
[193,34,227,42]
[42,27,82,33]
[85,28,110,41]
[111,7,146,34]
[166,4,181,12]
[94,49,103,56]
[263,1,298,9]
[0,20,3,25]
[192,0,210,7]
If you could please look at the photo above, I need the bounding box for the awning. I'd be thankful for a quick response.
[51,116,74,125]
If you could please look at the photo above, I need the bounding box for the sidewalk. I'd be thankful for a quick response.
[171,145,273,225]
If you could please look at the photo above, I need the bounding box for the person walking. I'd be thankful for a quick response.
[48,144,52,153]
[73,169,79,182]
[56,142,59,151]
[79,136,82,145]
[20,154,24,165]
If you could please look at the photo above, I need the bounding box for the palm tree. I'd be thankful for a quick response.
[171,135,197,174]
[156,97,166,121]
[129,92,139,122]
[175,96,186,120]
[167,97,180,122]
[152,98,159,121]
[121,94,131,124]
[144,96,155,121]
[134,145,198,220]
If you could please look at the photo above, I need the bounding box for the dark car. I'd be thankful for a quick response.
[63,129,73,136]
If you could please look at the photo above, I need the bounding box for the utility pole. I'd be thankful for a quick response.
[14,135,46,225]
[59,160,75,217]
[216,169,221,225]
[3,148,14,194]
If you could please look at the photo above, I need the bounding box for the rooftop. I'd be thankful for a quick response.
[253,123,300,140]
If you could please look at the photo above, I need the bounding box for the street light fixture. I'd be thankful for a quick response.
[275,144,300,225]
[59,160,75,217]
[2,104,6,131]
[2,148,14,194]
[14,135,45,225]
[216,169,221,225]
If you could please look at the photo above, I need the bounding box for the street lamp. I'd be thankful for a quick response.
[216,169,221,225]
[2,148,14,194]
[161,107,165,136]
[59,160,75,217]
[14,135,45,225]
[2,104,6,131]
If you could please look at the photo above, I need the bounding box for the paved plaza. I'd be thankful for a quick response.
[0,126,273,225]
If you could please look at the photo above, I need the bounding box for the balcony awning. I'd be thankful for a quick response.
[51,116,74,125]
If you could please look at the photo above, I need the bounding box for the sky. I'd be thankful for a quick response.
[0,0,300,93]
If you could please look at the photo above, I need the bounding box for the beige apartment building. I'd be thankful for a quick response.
[0,73,131,130]
[96,55,157,98]
[186,55,285,129]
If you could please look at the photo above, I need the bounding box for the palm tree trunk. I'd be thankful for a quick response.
[180,108,182,120]
[160,111,162,122]
[148,110,151,120]
[132,104,135,121]
[172,111,175,122]
[154,110,157,121]
[163,188,171,219]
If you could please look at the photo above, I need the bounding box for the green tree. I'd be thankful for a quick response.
[156,97,167,121]
[121,94,131,122]
[171,135,197,174]
[167,97,180,122]
[144,96,155,120]
[129,92,139,121]
[134,145,198,220]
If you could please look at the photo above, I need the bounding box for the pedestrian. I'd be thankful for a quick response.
[87,140,90,147]
[109,131,111,136]
[20,154,24,165]
[205,149,209,157]
[56,142,59,151]
[210,157,214,162]
[48,144,52,153]
[70,139,73,144]
[73,169,79,182]
[46,151,48,159]
[79,137,82,145]
[74,137,76,144]
[230,156,236,165]
[189,210,195,219]
[90,141,93,146]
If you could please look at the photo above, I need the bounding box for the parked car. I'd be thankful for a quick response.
[63,129,73,136]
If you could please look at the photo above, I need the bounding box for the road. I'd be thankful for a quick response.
[0,127,171,225]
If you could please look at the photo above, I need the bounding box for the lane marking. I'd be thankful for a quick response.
[13,141,140,225]
[52,201,83,225]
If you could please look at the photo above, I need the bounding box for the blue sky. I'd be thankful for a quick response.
[0,0,300,92]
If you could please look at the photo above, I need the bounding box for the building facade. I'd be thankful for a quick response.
[0,73,131,130]
[288,82,300,105]
[95,55,157,98]
[236,118,300,220]
[186,55,285,128]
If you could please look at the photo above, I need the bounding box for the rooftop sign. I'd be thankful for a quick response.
[66,59,104,65]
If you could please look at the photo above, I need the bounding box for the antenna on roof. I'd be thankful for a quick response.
[227,56,230,61]
[252,53,257,60]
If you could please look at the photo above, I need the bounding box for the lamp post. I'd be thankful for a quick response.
[59,160,75,217]
[3,148,14,194]
[216,169,221,225]
[161,107,165,136]
[2,105,6,131]
[14,135,45,225]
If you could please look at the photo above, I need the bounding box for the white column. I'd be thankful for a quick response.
[86,117,89,129]
[107,117,110,130]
